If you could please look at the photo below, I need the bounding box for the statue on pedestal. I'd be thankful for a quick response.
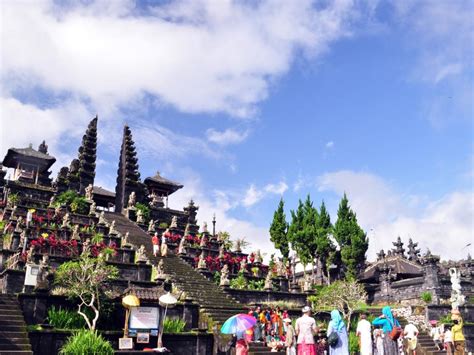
[219,244,225,259]
[277,260,287,277]
[109,220,118,235]
[148,191,163,207]
[62,213,70,228]
[303,274,312,292]
[449,267,465,310]
[121,232,130,248]
[98,211,107,225]
[219,264,230,286]
[136,209,144,224]
[148,219,155,232]
[170,216,178,229]
[71,224,81,241]
[26,245,35,264]
[156,259,165,277]
[82,238,91,255]
[264,272,273,290]
[127,191,136,208]
[240,258,248,273]
[36,255,50,290]
[255,250,263,264]
[136,245,148,263]
[85,184,94,201]
[197,252,207,269]
[89,201,96,216]
[15,216,23,232]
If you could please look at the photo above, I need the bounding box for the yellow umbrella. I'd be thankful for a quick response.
[122,295,140,337]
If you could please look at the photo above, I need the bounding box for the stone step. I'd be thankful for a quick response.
[0,332,28,339]
[0,338,31,345]
[0,351,33,355]
[0,325,27,332]
[0,344,32,351]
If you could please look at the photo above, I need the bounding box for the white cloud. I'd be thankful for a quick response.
[325,141,334,148]
[317,170,473,261]
[206,128,249,146]
[242,181,288,207]
[1,0,357,118]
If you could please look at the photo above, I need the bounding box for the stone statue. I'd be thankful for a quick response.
[109,220,118,234]
[127,191,136,208]
[71,224,81,241]
[36,255,50,290]
[201,222,208,234]
[26,245,35,264]
[148,191,163,207]
[61,213,70,228]
[219,244,225,259]
[49,196,55,207]
[197,252,207,269]
[54,206,61,218]
[85,184,94,201]
[89,201,96,216]
[121,232,130,248]
[264,272,273,290]
[449,267,465,310]
[240,258,248,273]
[136,245,148,263]
[277,260,287,277]
[303,274,312,292]
[136,209,144,224]
[148,219,155,232]
[156,259,165,277]
[178,236,187,255]
[161,229,169,257]
[98,211,107,225]
[234,239,242,253]
[255,250,263,263]
[170,216,178,229]
[15,216,23,232]
[82,238,91,255]
[219,264,230,287]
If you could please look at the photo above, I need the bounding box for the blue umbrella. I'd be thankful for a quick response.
[220,314,256,334]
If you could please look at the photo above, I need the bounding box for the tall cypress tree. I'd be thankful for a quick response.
[315,201,334,283]
[302,195,318,279]
[269,198,289,260]
[288,197,313,274]
[333,193,368,279]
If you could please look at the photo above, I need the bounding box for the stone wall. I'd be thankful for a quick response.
[224,289,308,308]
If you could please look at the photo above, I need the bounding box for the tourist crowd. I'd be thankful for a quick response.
[232,305,466,355]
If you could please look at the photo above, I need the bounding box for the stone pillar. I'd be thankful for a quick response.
[136,261,149,281]
[422,253,441,305]
[378,263,392,303]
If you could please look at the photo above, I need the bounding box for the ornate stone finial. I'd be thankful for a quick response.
[71,225,81,241]
[85,184,94,201]
[148,219,155,232]
[234,238,242,253]
[407,238,421,262]
[255,250,263,264]
[128,191,136,208]
[98,211,106,225]
[136,245,148,263]
[184,199,198,226]
[61,213,70,228]
[377,249,386,261]
[392,236,405,257]
[38,140,48,154]
[109,220,118,234]
[76,117,98,194]
[201,222,208,234]
[264,272,273,290]
[89,201,96,216]
[197,251,207,269]
[121,232,130,248]
[178,236,187,255]
[219,264,230,287]
[169,216,178,229]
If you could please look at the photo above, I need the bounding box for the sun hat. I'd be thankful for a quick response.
[283,318,292,323]
[302,306,311,313]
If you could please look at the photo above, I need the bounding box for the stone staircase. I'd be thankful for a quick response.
[397,317,443,355]
[0,294,33,355]
[248,342,285,355]
[103,212,245,327]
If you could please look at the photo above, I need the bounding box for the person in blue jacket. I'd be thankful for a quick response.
[372,306,400,355]
[327,310,349,355]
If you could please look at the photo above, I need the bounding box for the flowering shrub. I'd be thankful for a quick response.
[163,231,181,244]
[185,234,200,246]
[31,234,80,257]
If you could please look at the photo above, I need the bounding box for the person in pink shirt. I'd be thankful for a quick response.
[295,306,318,355]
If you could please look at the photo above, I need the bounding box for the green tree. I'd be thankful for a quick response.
[302,195,319,280]
[333,193,368,279]
[269,198,289,260]
[288,198,312,274]
[315,201,335,284]
[55,252,119,330]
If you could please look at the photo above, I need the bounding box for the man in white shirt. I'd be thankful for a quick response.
[356,314,373,355]
[404,322,419,355]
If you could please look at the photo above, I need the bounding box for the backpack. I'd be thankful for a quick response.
[388,318,402,341]
[328,331,339,347]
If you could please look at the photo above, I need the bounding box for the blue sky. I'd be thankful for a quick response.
[1,0,472,260]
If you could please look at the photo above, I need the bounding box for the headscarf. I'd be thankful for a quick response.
[330,310,345,332]
[382,306,395,329]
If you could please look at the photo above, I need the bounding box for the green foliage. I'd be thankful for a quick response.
[59,329,114,355]
[349,331,359,354]
[421,291,433,304]
[213,271,221,285]
[288,199,312,268]
[7,193,20,206]
[2,233,12,249]
[438,313,452,324]
[54,253,119,330]
[163,318,186,333]
[309,278,367,330]
[218,231,233,250]
[315,201,335,281]
[0,220,6,231]
[135,203,150,222]
[55,190,89,214]
[230,272,248,289]
[158,222,168,229]
[269,198,289,260]
[248,279,265,290]
[333,193,368,278]
[91,233,104,244]
[48,306,86,329]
